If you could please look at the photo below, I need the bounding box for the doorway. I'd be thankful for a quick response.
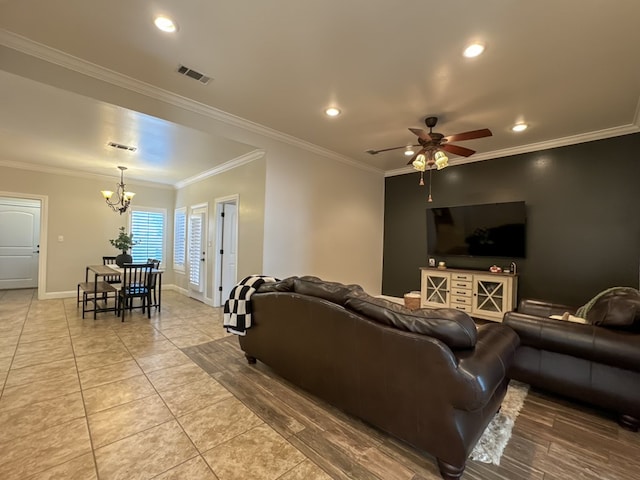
[188,204,208,303]
[214,195,239,307]
[0,196,42,290]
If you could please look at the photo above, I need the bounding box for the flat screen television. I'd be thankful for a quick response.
[426,201,527,258]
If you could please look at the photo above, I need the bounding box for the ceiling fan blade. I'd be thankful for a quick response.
[407,148,427,165]
[409,128,433,142]
[367,144,420,155]
[443,128,492,143]
[440,143,475,157]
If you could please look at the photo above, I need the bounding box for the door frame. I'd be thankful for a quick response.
[187,202,209,304]
[0,191,48,299]
[213,194,239,307]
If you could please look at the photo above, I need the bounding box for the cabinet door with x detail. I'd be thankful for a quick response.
[421,270,451,308]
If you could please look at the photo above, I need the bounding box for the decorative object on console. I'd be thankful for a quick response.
[101,166,135,215]
[365,116,492,201]
[438,261,447,269]
[489,265,502,273]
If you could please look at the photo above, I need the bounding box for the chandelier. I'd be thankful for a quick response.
[411,150,449,202]
[101,166,135,214]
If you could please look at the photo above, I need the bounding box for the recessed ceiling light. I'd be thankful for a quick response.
[512,123,528,132]
[463,43,485,58]
[325,107,341,117]
[154,16,177,33]
[404,147,415,156]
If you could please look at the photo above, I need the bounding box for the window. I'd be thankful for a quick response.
[173,207,186,272]
[130,208,165,264]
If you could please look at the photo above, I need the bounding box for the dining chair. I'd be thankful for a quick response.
[102,256,121,284]
[147,258,161,309]
[116,263,152,321]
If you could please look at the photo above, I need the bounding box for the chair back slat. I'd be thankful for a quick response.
[102,256,121,284]
[122,263,152,293]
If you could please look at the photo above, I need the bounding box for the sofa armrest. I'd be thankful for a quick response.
[451,323,520,411]
[518,298,577,317]
[504,312,640,372]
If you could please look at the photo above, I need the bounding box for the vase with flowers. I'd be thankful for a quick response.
[109,226,138,267]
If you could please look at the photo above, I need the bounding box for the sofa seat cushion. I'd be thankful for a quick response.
[345,293,477,349]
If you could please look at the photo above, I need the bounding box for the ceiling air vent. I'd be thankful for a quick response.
[177,64,211,85]
[107,142,137,152]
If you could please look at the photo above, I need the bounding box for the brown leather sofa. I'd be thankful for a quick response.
[238,276,519,480]
[503,290,640,431]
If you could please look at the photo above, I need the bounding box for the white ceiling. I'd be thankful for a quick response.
[1,0,639,185]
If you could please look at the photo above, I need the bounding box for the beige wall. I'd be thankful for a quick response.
[174,157,266,301]
[263,144,384,294]
[0,165,174,296]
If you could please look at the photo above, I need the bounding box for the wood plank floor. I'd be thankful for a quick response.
[183,336,640,480]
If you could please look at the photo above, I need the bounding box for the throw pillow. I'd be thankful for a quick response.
[344,292,477,349]
[585,288,640,329]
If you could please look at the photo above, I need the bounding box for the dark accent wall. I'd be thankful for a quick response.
[383,133,640,307]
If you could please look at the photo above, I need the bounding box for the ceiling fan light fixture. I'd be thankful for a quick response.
[412,154,426,172]
[512,122,528,132]
[463,42,485,58]
[154,16,178,33]
[325,107,341,117]
[434,150,449,170]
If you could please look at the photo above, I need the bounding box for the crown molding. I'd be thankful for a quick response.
[0,29,381,176]
[385,123,640,177]
[0,159,174,189]
[174,150,266,189]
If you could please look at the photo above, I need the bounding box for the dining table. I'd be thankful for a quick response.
[83,264,165,318]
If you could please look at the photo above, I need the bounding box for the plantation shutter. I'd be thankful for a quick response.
[188,214,202,289]
[173,208,186,271]
[130,209,165,264]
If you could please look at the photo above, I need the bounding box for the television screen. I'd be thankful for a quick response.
[426,201,527,258]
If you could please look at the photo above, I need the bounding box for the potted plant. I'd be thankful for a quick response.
[109,226,138,266]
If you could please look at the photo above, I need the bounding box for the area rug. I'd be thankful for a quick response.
[469,380,529,465]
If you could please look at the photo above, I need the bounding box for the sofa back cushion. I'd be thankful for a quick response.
[256,276,296,293]
[345,293,477,349]
[293,276,364,306]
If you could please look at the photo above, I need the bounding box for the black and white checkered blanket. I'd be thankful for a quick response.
[223,275,279,335]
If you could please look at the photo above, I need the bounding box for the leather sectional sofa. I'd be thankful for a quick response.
[503,289,640,431]
[238,276,520,480]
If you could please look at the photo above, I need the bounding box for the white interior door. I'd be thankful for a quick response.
[0,198,41,289]
[220,202,238,303]
[188,206,207,301]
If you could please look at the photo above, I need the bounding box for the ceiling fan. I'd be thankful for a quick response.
[366,116,492,201]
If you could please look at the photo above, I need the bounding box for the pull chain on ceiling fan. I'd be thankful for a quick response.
[367,116,492,201]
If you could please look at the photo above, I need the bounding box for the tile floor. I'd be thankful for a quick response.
[0,288,330,480]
